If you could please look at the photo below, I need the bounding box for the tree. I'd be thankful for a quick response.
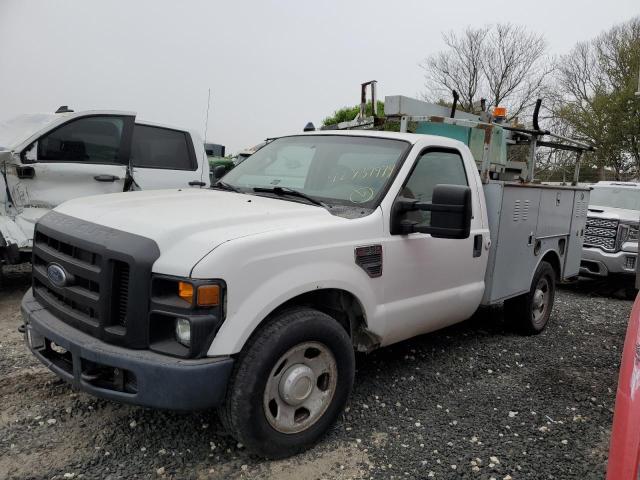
[421,24,553,122]
[554,17,640,179]
[322,101,385,127]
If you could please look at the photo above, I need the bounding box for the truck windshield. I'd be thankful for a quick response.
[590,186,640,211]
[221,135,409,208]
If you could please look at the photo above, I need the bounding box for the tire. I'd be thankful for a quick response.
[218,307,355,459]
[504,261,556,335]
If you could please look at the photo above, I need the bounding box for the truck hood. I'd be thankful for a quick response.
[54,189,343,276]
[588,205,640,224]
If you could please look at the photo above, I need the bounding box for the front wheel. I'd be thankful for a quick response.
[504,261,556,335]
[218,307,355,458]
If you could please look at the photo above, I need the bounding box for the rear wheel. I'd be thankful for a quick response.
[218,307,355,458]
[504,261,556,335]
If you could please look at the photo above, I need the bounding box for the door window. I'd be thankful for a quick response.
[37,116,124,163]
[131,125,196,170]
[401,150,468,226]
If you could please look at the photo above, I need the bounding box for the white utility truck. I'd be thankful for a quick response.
[0,107,210,269]
[22,84,591,458]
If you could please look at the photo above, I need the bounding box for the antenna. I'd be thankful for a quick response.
[204,88,211,142]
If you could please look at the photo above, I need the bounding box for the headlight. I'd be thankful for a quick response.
[150,276,226,358]
[175,318,191,347]
[619,223,639,245]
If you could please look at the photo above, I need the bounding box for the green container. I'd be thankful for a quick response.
[415,120,507,171]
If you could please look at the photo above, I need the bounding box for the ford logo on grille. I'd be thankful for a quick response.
[47,263,68,287]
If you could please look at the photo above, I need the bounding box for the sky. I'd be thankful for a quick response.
[0,0,638,154]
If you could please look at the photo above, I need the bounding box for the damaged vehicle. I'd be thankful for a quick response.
[0,108,210,273]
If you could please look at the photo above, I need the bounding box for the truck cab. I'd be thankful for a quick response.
[580,181,640,278]
[0,109,210,267]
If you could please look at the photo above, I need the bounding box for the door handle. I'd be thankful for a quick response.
[473,234,482,258]
[94,175,120,182]
[188,181,206,187]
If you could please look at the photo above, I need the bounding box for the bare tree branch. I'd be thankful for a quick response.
[421,23,551,120]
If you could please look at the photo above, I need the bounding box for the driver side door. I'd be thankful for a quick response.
[6,114,132,244]
[381,146,487,344]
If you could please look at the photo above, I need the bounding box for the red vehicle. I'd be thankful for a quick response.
[607,283,640,478]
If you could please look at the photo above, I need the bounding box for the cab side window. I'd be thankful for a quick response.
[401,150,468,226]
[38,117,124,163]
[131,125,196,170]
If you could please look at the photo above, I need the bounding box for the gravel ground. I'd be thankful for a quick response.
[0,267,633,480]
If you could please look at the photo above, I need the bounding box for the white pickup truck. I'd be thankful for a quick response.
[0,109,210,269]
[22,97,590,458]
[581,181,640,280]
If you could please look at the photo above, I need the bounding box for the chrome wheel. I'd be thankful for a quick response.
[263,341,338,434]
[532,277,550,327]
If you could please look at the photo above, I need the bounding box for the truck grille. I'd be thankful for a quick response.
[31,212,160,349]
[111,261,130,328]
[32,230,131,336]
[584,217,619,251]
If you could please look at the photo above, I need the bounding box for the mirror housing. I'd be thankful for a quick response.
[20,142,38,164]
[212,165,227,180]
[391,184,472,239]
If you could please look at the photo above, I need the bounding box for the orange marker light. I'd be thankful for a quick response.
[493,106,507,118]
[197,285,220,307]
[178,282,194,304]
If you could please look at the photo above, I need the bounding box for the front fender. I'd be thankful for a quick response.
[205,260,382,356]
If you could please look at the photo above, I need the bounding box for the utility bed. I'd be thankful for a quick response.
[481,181,589,305]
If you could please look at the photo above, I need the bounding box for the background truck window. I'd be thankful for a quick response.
[401,150,468,226]
[131,125,196,170]
[589,187,640,211]
[37,116,124,163]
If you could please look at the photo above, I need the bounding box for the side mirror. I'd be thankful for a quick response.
[391,184,472,239]
[212,164,227,180]
[20,142,38,164]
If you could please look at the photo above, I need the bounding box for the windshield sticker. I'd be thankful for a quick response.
[349,187,375,204]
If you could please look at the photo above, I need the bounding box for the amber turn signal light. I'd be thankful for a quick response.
[178,281,194,303]
[197,284,220,307]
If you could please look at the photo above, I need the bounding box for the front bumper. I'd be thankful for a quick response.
[580,244,638,277]
[22,289,234,410]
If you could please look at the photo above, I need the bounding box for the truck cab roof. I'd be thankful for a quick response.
[296,129,423,144]
[293,129,467,150]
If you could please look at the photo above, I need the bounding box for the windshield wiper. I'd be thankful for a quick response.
[212,181,240,193]
[252,186,331,209]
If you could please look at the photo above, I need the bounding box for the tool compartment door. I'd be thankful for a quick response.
[536,188,575,239]
[482,184,542,303]
[563,189,589,278]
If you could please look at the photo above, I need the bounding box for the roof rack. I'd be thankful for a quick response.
[323,82,595,185]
